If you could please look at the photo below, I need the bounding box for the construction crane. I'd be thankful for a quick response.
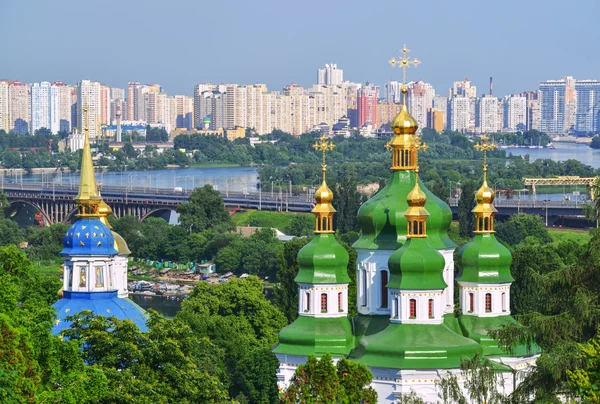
[523,176,599,200]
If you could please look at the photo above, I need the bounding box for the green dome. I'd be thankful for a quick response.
[349,317,482,369]
[354,170,456,251]
[457,234,514,284]
[387,237,447,290]
[296,234,350,284]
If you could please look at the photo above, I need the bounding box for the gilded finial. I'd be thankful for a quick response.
[389,44,421,89]
[75,100,101,216]
[311,135,336,234]
[473,135,498,234]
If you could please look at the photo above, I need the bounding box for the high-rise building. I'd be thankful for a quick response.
[564,76,577,133]
[30,82,52,134]
[99,85,111,126]
[432,96,447,129]
[357,83,378,127]
[0,80,9,133]
[170,95,193,130]
[385,81,402,103]
[147,91,169,127]
[427,108,445,132]
[575,80,600,133]
[127,82,150,121]
[450,79,477,98]
[407,81,435,131]
[521,91,540,131]
[193,83,217,127]
[51,82,73,133]
[77,80,102,139]
[317,63,343,85]
[449,96,471,132]
[9,81,30,134]
[504,95,527,132]
[477,96,499,133]
[539,78,567,135]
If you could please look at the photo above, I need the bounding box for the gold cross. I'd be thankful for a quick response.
[474,134,497,168]
[389,44,421,88]
[312,135,335,167]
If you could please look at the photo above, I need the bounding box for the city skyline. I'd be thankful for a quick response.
[1,0,598,97]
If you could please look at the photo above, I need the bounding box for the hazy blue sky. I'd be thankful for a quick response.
[1,0,598,97]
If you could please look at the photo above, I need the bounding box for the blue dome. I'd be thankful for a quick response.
[52,291,148,334]
[61,218,118,256]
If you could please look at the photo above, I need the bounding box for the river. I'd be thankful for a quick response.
[14,166,260,194]
[505,142,600,169]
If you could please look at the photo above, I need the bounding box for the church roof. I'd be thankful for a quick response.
[52,291,148,335]
[273,316,355,357]
[296,234,350,284]
[387,237,447,290]
[457,233,514,284]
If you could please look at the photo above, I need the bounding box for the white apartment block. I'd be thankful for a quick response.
[52,82,74,133]
[170,95,193,130]
[0,80,8,133]
[385,81,402,103]
[77,80,102,139]
[9,81,30,134]
[407,81,435,131]
[317,63,344,86]
[449,96,472,132]
[504,95,527,132]
[450,79,477,98]
[477,96,499,133]
[30,82,52,134]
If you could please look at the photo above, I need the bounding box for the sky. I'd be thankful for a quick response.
[1,0,598,97]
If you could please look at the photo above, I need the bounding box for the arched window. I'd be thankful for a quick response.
[469,292,474,312]
[428,299,434,318]
[502,292,506,312]
[380,271,388,308]
[321,293,328,312]
[338,292,343,312]
[484,217,489,231]
[485,293,492,312]
[393,298,398,318]
[409,299,417,318]
[321,217,327,232]
[306,292,310,312]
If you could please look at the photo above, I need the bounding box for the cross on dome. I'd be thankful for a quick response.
[389,44,421,89]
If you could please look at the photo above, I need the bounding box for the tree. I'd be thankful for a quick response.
[62,310,231,403]
[284,214,314,237]
[237,347,280,404]
[495,213,552,247]
[332,164,363,234]
[122,142,137,159]
[273,237,311,323]
[567,337,600,402]
[280,354,377,404]
[458,180,476,239]
[590,135,600,150]
[461,354,508,404]
[176,185,233,233]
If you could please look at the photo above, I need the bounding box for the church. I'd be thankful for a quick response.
[272,86,540,402]
[52,110,147,335]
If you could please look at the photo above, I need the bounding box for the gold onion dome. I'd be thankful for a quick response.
[391,89,418,135]
[475,171,495,207]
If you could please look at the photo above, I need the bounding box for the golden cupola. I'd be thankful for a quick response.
[387,88,420,171]
[472,135,498,234]
[312,135,336,234]
[404,168,429,238]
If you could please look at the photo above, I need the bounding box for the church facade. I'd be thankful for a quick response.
[273,88,539,403]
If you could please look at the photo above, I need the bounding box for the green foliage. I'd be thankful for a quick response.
[495,213,553,246]
[24,222,69,260]
[458,180,476,239]
[273,237,311,323]
[284,214,314,237]
[461,354,508,404]
[280,354,376,404]
[62,310,231,403]
[176,185,234,233]
[590,135,600,150]
[332,164,364,233]
[178,277,286,401]
[567,337,600,403]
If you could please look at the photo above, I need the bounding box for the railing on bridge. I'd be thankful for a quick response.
[448,197,589,209]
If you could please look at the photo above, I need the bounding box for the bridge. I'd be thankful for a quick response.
[1,182,314,226]
[448,198,593,227]
[2,181,594,228]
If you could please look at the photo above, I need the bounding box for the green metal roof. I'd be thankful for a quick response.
[274,316,355,357]
[387,237,447,290]
[354,170,455,251]
[349,319,482,370]
[457,234,514,284]
[458,315,540,358]
[296,234,350,284]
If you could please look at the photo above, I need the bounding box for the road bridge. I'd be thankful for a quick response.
[1,182,314,226]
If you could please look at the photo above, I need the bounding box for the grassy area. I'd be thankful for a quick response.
[548,228,591,245]
[232,210,312,231]
[188,163,241,168]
